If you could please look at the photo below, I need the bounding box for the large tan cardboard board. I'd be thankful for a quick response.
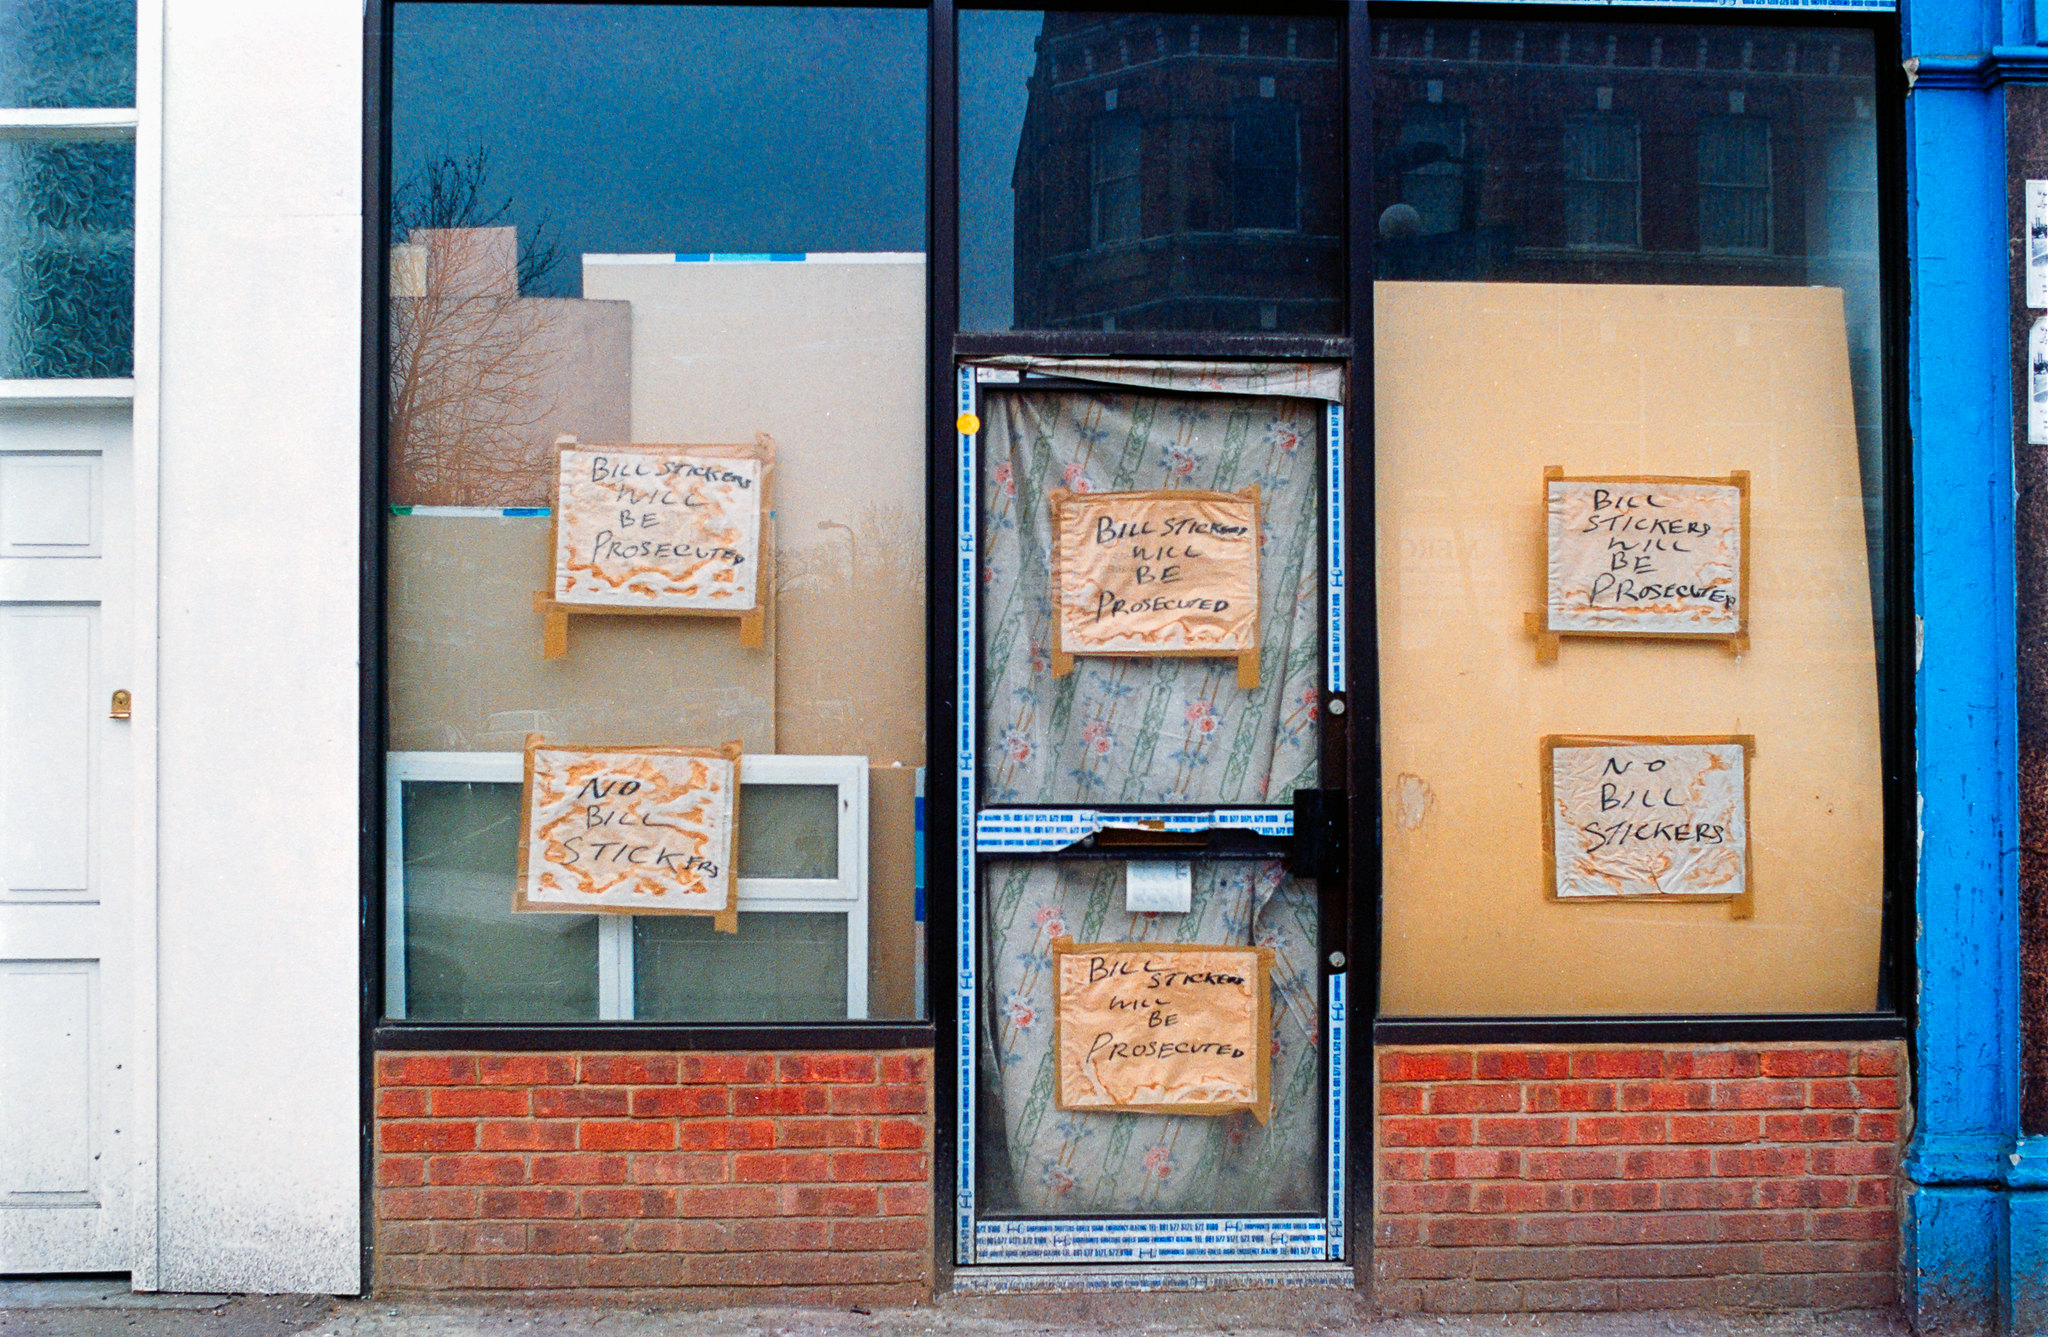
[583,257,926,768]
[1376,282,1882,1015]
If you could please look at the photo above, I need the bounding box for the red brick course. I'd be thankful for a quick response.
[1375,1043,1906,1314]
[374,1050,932,1303]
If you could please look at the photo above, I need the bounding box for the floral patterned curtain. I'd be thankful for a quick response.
[974,382,1328,1216]
[977,389,1323,805]
[980,860,1323,1215]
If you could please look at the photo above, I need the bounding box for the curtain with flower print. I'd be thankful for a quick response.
[977,389,1323,805]
[974,384,1327,1215]
[980,860,1323,1214]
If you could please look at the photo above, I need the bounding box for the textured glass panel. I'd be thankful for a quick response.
[738,783,837,880]
[0,0,136,108]
[401,780,599,1021]
[634,913,848,1021]
[961,9,1342,332]
[0,139,133,378]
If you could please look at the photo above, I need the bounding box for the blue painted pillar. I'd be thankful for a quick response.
[1900,0,2021,1320]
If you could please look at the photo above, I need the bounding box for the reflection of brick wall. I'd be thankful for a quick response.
[373,1051,930,1301]
[1374,1043,1904,1313]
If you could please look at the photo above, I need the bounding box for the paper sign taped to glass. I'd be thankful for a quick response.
[536,437,775,659]
[1535,468,1749,662]
[1051,938,1273,1122]
[1048,487,1262,689]
[1543,735,1755,919]
[516,738,742,932]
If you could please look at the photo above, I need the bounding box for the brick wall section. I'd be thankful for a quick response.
[1374,1042,1906,1314]
[374,1051,931,1303]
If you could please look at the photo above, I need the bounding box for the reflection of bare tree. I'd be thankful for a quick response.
[392,147,562,295]
[389,226,562,505]
[387,150,586,506]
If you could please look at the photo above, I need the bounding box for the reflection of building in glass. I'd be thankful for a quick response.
[1372,19,1887,582]
[1371,21,1880,287]
[1008,12,1343,333]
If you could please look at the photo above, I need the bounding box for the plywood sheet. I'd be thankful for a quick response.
[1376,281,1882,1015]
[1052,939,1272,1121]
[386,514,774,753]
[517,741,740,921]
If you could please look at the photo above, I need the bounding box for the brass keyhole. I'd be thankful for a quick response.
[110,690,131,720]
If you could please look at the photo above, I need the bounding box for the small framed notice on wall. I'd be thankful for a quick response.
[1051,939,1273,1122]
[516,739,742,932]
[1543,734,1755,918]
[1048,487,1262,689]
[537,437,774,659]
[1537,468,1749,661]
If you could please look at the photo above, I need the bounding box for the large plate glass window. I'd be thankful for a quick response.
[382,3,929,1023]
[1371,19,1891,1016]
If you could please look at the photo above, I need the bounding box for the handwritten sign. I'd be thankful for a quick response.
[552,442,765,611]
[516,740,741,931]
[1544,471,1748,650]
[1052,939,1272,1121]
[1544,735,1753,911]
[1049,488,1261,688]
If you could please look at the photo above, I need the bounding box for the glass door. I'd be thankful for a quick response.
[953,360,1349,1265]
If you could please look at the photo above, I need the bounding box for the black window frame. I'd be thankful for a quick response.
[360,0,1914,1281]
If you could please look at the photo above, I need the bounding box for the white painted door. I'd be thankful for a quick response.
[0,397,135,1271]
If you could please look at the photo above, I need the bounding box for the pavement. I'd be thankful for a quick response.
[0,1282,1914,1337]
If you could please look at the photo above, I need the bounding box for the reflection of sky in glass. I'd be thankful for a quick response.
[958,10,1040,330]
[392,4,926,296]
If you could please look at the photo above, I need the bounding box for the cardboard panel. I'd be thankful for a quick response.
[1377,281,1882,1015]
[582,258,926,768]
[386,515,775,753]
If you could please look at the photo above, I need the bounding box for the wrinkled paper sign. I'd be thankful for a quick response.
[517,741,741,920]
[1546,737,1751,901]
[1546,477,1744,638]
[1051,489,1260,658]
[552,444,763,610]
[1052,939,1272,1121]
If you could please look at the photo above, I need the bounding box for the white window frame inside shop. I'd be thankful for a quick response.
[384,751,871,1019]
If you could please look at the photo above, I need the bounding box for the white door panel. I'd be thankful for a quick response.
[2,606,97,899]
[0,406,132,1272]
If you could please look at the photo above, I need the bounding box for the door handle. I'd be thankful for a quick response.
[1291,788,1351,974]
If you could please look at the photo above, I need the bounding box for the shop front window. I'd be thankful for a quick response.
[382,3,929,1024]
[1372,19,1892,1016]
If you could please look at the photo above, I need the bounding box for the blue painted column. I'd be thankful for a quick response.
[1900,0,2021,1319]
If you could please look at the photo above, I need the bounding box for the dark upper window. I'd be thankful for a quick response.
[1233,98,1299,231]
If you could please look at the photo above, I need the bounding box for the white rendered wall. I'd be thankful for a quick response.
[154,1,361,1292]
